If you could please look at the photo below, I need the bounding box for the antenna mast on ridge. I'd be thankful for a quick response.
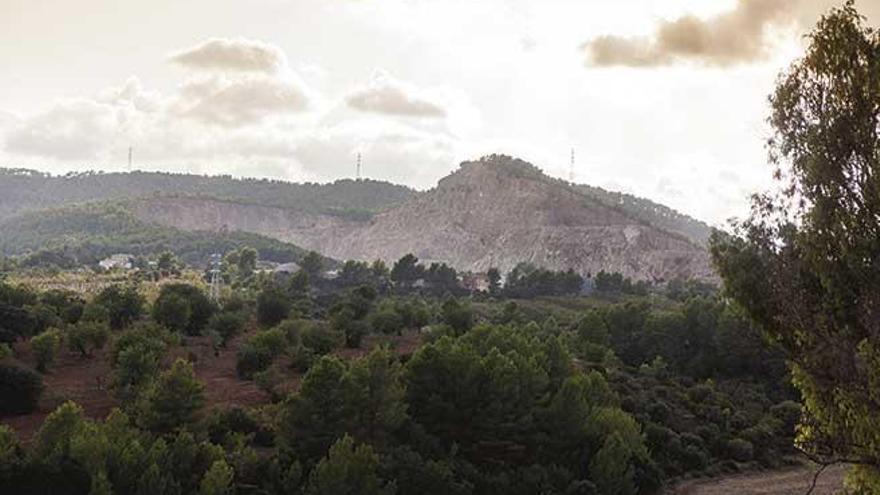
[356,152,362,180]
[128,147,133,172]
[569,148,575,183]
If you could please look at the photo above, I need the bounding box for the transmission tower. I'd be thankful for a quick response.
[569,148,575,183]
[128,146,133,172]
[209,253,222,301]
[356,152,362,180]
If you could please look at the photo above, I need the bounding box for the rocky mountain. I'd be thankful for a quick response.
[127,155,714,281]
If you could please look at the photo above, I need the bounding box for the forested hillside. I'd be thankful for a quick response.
[576,185,712,246]
[0,169,415,221]
[0,203,314,268]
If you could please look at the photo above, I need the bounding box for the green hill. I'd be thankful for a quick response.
[0,203,317,268]
[0,168,415,221]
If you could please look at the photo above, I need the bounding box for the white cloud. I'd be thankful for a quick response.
[4,99,118,161]
[168,37,287,74]
[345,70,447,118]
[175,75,311,126]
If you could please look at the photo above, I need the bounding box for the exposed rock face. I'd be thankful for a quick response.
[130,156,714,281]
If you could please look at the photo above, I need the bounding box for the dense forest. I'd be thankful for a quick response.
[0,247,798,495]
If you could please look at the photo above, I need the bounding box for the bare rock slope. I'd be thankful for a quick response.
[131,156,714,281]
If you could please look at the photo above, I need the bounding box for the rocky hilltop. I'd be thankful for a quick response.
[130,155,713,281]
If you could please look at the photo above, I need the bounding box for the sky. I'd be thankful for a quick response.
[1,0,878,226]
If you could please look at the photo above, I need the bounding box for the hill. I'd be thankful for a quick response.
[0,168,415,221]
[0,203,315,268]
[129,155,714,281]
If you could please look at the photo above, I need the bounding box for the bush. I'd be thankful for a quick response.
[94,285,144,330]
[727,438,754,462]
[301,323,343,356]
[0,361,44,414]
[66,321,109,357]
[153,284,216,336]
[236,328,287,379]
[257,286,291,328]
[209,311,248,346]
[31,329,61,372]
[139,358,206,433]
[370,309,404,335]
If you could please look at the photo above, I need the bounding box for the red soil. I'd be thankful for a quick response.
[1,328,425,442]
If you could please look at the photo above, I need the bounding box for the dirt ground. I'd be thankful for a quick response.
[1,328,424,442]
[667,464,847,495]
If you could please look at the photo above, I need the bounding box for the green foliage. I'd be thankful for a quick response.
[236,327,288,379]
[112,323,170,401]
[67,320,110,357]
[708,3,880,488]
[257,284,291,328]
[280,349,407,461]
[504,262,583,298]
[439,297,473,335]
[305,435,393,495]
[31,328,61,372]
[0,361,43,414]
[152,283,216,335]
[138,358,206,433]
[199,459,234,495]
[301,322,344,356]
[208,310,248,346]
[391,254,424,286]
[300,251,324,277]
[94,285,144,330]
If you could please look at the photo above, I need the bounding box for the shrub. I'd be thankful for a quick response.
[0,343,12,360]
[209,311,248,346]
[94,285,144,330]
[236,328,287,379]
[0,361,44,414]
[66,321,109,357]
[257,286,291,328]
[236,344,275,380]
[139,358,206,433]
[31,329,61,372]
[301,323,343,356]
[727,438,754,463]
[153,284,216,336]
[370,309,404,335]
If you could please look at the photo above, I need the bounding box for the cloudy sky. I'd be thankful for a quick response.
[2,0,878,225]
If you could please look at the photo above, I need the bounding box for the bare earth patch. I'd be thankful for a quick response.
[667,464,847,495]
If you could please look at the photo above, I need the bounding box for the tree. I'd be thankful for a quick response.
[300,251,323,278]
[200,459,234,495]
[257,285,291,328]
[94,285,144,330]
[0,361,43,414]
[138,358,205,433]
[487,268,501,295]
[390,254,423,287]
[709,3,880,487]
[305,435,392,495]
[153,293,191,334]
[31,328,61,372]
[152,284,216,336]
[237,247,258,278]
[67,320,109,358]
